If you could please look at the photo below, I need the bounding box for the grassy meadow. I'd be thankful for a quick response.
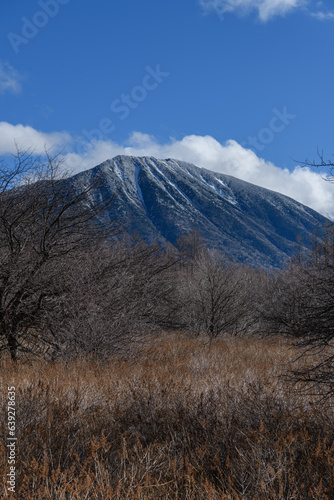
[1,334,333,499]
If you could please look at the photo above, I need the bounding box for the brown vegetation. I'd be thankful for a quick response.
[1,334,333,499]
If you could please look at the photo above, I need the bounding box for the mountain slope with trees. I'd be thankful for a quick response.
[73,155,329,268]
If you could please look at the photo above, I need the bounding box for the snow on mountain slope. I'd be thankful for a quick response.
[71,155,329,268]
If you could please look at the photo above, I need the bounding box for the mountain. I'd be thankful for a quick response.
[72,155,329,268]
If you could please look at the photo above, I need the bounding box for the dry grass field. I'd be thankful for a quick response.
[0,334,333,499]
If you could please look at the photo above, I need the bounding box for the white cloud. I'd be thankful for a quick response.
[258,0,306,21]
[0,122,72,155]
[0,62,23,94]
[310,10,334,19]
[199,0,333,22]
[0,122,333,218]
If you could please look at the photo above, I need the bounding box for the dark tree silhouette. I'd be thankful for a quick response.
[262,226,334,398]
[0,147,121,361]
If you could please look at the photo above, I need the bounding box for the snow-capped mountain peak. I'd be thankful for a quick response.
[72,155,329,268]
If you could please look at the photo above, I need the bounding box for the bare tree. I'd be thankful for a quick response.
[51,237,181,359]
[183,250,254,342]
[0,147,121,361]
[297,149,334,181]
[175,228,204,270]
[262,226,334,397]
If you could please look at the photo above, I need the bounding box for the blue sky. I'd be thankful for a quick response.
[1,0,334,216]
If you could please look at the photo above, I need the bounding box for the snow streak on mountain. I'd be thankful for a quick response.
[72,155,329,268]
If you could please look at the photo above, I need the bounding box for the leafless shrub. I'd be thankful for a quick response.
[1,335,333,498]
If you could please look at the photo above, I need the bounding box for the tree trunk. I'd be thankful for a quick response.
[8,333,18,363]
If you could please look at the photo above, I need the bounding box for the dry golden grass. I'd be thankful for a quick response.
[0,334,333,499]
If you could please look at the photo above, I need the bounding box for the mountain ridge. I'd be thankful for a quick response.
[72,155,329,268]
